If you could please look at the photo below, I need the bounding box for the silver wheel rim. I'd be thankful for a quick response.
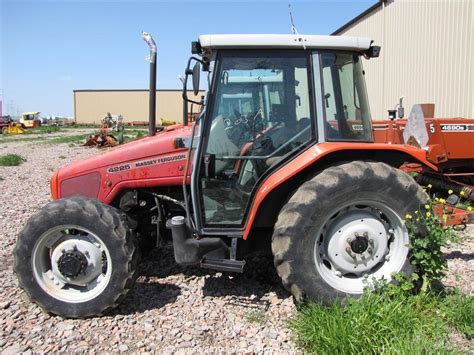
[32,225,112,303]
[313,200,409,294]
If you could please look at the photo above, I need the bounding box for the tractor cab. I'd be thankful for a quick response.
[183,35,379,235]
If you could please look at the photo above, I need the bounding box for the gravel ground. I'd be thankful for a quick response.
[0,137,472,353]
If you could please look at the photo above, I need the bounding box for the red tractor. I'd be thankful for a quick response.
[14,33,474,318]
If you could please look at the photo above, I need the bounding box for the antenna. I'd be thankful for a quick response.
[288,4,306,50]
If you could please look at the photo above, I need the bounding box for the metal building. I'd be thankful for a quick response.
[74,90,203,124]
[333,0,473,119]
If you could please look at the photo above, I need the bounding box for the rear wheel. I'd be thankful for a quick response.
[272,161,427,304]
[14,197,140,318]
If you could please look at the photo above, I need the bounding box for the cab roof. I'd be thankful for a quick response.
[198,34,372,51]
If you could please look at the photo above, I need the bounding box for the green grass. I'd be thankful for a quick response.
[0,136,47,144]
[64,123,99,129]
[0,154,26,166]
[25,125,62,134]
[44,134,86,145]
[290,291,473,354]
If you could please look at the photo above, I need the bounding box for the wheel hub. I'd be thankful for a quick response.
[323,210,389,275]
[50,239,103,286]
[57,249,88,278]
[350,236,369,254]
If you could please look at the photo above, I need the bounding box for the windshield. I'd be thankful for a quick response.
[321,53,372,141]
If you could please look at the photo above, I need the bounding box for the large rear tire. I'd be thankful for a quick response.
[14,197,140,318]
[272,161,427,304]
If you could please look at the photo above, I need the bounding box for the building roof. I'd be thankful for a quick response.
[198,34,372,51]
[332,1,384,35]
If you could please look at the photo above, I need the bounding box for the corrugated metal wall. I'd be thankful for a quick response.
[338,0,473,119]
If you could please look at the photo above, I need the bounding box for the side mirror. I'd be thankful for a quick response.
[192,62,200,96]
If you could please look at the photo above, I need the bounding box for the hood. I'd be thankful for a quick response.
[58,125,193,178]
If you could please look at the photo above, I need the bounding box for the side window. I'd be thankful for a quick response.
[321,53,372,141]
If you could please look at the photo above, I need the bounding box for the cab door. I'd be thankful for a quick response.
[191,50,316,233]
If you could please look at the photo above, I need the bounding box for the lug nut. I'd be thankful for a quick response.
[355,232,359,237]
[385,254,391,261]
[335,271,342,278]
[367,248,373,254]
[363,232,368,237]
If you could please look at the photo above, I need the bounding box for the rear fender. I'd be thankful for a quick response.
[243,142,438,240]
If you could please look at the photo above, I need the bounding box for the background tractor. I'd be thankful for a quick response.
[14,33,474,318]
[19,111,41,128]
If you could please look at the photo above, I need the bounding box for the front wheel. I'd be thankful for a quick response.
[14,197,140,318]
[272,161,427,304]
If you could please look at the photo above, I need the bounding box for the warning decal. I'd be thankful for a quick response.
[440,124,474,132]
[107,154,187,174]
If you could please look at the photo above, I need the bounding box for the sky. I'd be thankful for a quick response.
[0,0,375,117]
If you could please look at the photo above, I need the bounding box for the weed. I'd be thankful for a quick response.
[58,155,66,159]
[405,202,459,292]
[0,154,26,166]
[244,310,268,325]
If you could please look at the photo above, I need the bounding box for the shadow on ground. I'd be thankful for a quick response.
[112,281,181,316]
[444,250,474,261]
[116,241,291,313]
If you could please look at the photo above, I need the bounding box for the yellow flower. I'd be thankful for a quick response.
[427,184,432,189]
[468,206,473,211]
[442,215,448,223]
[439,198,446,204]
[448,189,453,195]
[460,191,465,197]
[405,213,413,219]
[424,204,431,210]
[426,212,432,217]
[416,217,420,222]
[415,210,419,214]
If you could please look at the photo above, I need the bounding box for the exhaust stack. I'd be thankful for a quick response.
[142,32,157,136]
